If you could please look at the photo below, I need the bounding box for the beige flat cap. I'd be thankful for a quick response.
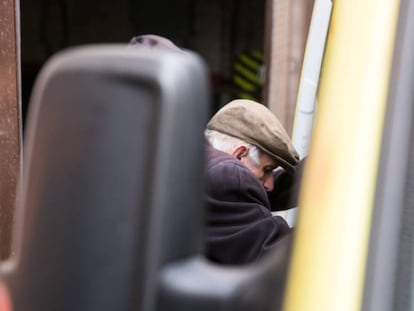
[207,99,299,172]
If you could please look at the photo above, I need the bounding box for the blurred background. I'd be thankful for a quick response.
[1,0,315,260]
[19,0,314,127]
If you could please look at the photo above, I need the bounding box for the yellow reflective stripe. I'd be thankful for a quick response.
[239,54,262,72]
[234,63,262,85]
[283,0,400,310]
[237,92,257,101]
[251,50,264,62]
[233,75,257,92]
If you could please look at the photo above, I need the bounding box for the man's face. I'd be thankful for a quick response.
[241,152,278,192]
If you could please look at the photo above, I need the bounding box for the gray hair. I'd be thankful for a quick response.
[205,129,260,165]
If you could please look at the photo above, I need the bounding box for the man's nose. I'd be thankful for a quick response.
[263,174,274,192]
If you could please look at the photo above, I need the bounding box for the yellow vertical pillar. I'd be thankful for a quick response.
[283,0,400,310]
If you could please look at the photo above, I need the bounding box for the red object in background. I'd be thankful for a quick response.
[0,281,12,311]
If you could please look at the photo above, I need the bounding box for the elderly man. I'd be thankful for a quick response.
[205,99,301,265]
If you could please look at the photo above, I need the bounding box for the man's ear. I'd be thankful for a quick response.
[232,145,249,160]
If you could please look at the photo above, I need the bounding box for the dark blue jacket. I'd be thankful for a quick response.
[206,144,300,265]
